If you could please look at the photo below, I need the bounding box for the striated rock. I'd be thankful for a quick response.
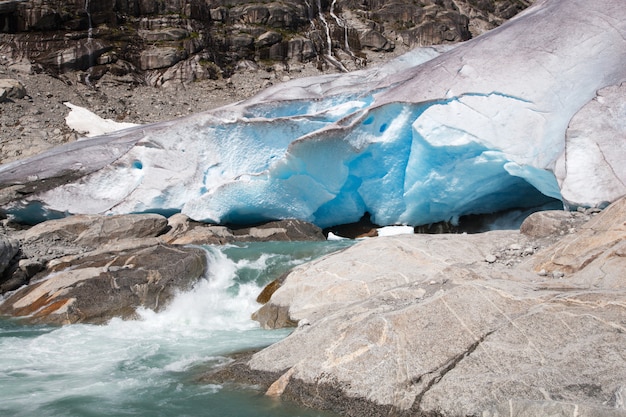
[532,196,626,286]
[38,38,112,72]
[0,0,532,88]
[233,219,326,242]
[0,240,207,325]
[227,197,626,416]
[138,28,189,42]
[145,55,220,87]
[253,230,528,329]
[0,233,19,275]
[0,78,26,101]
[484,399,626,417]
[359,29,394,52]
[230,3,306,29]
[161,214,325,245]
[520,209,589,239]
[0,214,169,294]
[399,10,470,45]
[256,31,282,48]
[140,47,188,70]
[21,213,168,249]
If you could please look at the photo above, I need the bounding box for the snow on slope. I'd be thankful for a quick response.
[64,102,139,138]
[0,0,624,226]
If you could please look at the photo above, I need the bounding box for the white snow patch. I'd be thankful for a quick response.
[64,102,139,138]
[376,226,415,237]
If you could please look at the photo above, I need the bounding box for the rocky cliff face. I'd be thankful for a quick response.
[0,0,533,87]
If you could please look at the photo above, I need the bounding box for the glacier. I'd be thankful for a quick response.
[0,0,625,227]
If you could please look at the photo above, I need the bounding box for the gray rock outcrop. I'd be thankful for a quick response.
[20,213,168,249]
[0,240,207,324]
[0,213,175,295]
[216,198,626,417]
[0,233,19,275]
[0,212,326,323]
[0,78,26,101]
[161,215,326,245]
[0,0,533,87]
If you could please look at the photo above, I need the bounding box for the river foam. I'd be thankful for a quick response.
[0,241,350,417]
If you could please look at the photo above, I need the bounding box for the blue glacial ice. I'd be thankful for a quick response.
[0,0,625,227]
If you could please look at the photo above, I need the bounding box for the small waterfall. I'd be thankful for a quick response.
[315,0,348,72]
[84,0,94,85]
[329,0,360,65]
[316,0,332,56]
[304,0,316,31]
[85,0,93,40]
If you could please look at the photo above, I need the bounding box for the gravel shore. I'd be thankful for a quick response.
[0,47,406,165]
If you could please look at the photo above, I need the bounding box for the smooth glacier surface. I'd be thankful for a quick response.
[0,0,625,226]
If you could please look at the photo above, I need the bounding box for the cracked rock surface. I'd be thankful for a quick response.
[218,198,626,416]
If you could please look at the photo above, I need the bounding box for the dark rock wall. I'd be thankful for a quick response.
[0,0,533,86]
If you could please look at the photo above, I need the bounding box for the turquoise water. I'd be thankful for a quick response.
[0,241,352,417]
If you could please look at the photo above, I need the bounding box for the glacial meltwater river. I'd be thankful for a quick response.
[0,241,353,417]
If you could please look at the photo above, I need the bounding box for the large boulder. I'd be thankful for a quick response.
[213,198,626,416]
[21,213,168,249]
[0,233,19,275]
[252,230,530,328]
[0,78,26,101]
[140,47,188,70]
[532,196,626,287]
[0,239,207,324]
[0,213,168,294]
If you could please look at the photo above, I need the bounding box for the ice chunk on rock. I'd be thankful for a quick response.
[556,83,626,208]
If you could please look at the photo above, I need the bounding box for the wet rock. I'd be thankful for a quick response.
[233,219,326,242]
[0,241,207,325]
[0,213,171,294]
